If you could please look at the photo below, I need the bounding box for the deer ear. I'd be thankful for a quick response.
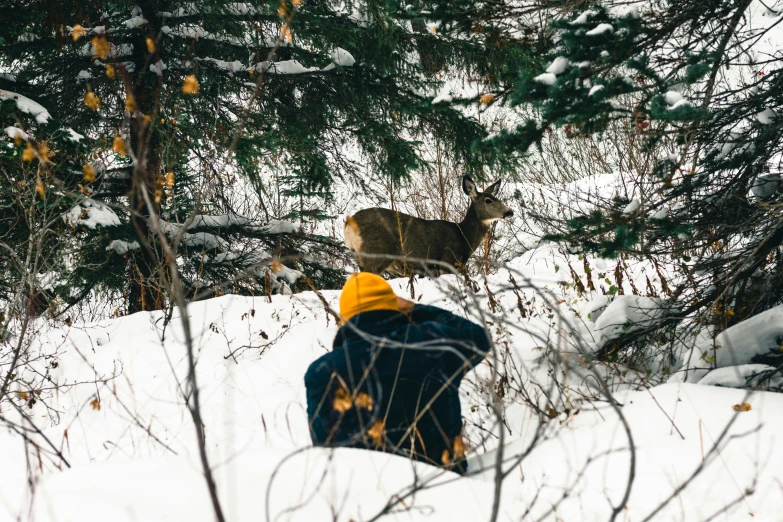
[462,176,478,198]
[485,179,502,195]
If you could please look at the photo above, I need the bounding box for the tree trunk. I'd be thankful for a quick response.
[127,2,165,313]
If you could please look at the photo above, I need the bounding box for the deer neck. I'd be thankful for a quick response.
[457,204,490,258]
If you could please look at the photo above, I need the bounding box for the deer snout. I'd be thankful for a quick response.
[503,209,514,220]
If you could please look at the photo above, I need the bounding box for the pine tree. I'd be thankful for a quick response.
[1,0,515,315]
[450,1,783,361]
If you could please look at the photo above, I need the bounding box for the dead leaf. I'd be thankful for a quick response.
[441,449,451,465]
[453,433,467,460]
[182,75,199,94]
[91,36,109,60]
[22,143,35,161]
[332,387,352,413]
[479,93,495,105]
[90,397,101,411]
[84,90,100,110]
[125,95,137,113]
[367,420,384,446]
[112,135,126,157]
[732,403,751,412]
[280,24,292,42]
[354,392,373,411]
[83,163,96,182]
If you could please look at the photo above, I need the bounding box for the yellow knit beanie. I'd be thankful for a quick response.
[339,272,399,322]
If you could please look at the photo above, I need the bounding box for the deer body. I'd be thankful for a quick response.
[344,177,513,276]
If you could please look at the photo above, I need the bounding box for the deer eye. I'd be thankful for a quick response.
[484,198,493,204]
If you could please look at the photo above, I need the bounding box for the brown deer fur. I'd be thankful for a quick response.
[344,177,513,276]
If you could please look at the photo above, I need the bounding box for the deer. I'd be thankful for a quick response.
[344,176,514,276]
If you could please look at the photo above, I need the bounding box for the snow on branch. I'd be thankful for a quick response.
[63,199,122,229]
[0,89,51,124]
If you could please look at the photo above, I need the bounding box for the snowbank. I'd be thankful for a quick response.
[593,295,668,343]
[714,303,783,367]
[1,272,781,521]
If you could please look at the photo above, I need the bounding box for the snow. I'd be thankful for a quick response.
[3,193,783,518]
[664,91,683,104]
[698,364,782,388]
[271,264,302,285]
[4,126,28,141]
[664,90,690,109]
[713,303,783,367]
[187,214,251,228]
[432,92,453,104]
[0,89,51,124]
[611,5,640,18]
[62,198,122,229]
[259,219,299,234]
[181,231,229,251]
[750,174,780,198]
[226,3,259,15]
[330,48,356,67]
[77,70,91,81]
[545,56,569,75]
[17,449,496,522]
[175,25,206,39]
[570,10,597,25]
[106,239,140,255]
[202,57,245,73]
[756,108,776,124]
[149,59,167,75]
[586,23,613,36]
[622,198,640,213]
[62,128,84,142]
[669,99,691,110]
[609,99,626,110]
[257,60,319,75]
[214,251,240,263]
[160,4,199,18]
[123,15,147,29]
[534,72,557,85]
[588,84,604,95]
[2,277,782,521]
[78,42,134,58]
[593,295,667,343]
[650,206,669,219]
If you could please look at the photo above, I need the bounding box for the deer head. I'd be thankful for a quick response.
[462,176,514,224]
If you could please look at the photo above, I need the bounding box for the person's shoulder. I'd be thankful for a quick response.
[304,349,337,387]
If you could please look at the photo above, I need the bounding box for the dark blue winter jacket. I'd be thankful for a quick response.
[304,304,490,472]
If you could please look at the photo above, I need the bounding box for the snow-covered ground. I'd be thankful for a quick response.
[1,241,782,522]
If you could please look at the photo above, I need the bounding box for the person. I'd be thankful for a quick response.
[304,272,491,474]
